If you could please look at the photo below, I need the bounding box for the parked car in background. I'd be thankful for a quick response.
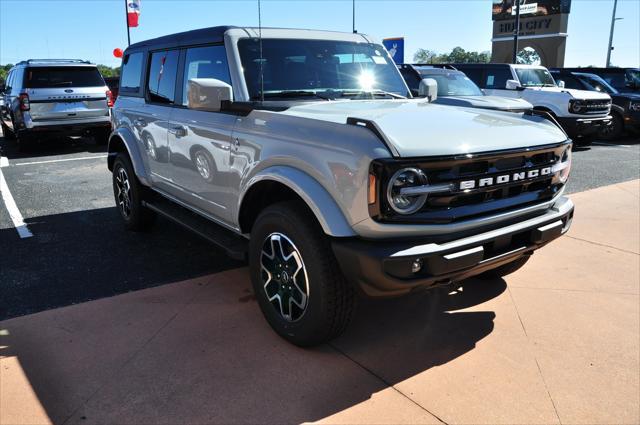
[104,76,120,101]
[449,63,612,145]
[550,69,640,140]
[399,64,532,112]
[553,67,640,93]
[109,26,574,346]
[0,59,112,150]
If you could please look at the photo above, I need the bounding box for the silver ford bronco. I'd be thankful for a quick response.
[108,26,574,346]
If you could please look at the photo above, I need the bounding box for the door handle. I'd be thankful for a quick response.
[232,137,240,151]
[169,125,187,138]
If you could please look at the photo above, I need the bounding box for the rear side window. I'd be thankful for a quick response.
[120,53,144,92]
[24,67,105,88]
[484,67,512,89]
[147,50,179,104]
[182,45,231,106]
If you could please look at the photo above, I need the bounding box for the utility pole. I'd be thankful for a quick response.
[606,0,619,67]
[512,0,521,63]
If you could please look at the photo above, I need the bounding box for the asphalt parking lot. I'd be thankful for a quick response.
[0,132,638,320]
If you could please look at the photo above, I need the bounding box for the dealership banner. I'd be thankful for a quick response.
[492,0,571,21]
[383,38,404,64]
[127,0,141,27]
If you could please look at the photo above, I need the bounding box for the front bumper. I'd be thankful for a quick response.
[332,196,574,297]
[557,115,612,141]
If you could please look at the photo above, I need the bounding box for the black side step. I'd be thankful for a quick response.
[142,194,248,261]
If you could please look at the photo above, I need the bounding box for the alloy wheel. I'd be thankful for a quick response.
[260,232,309,322]
[115,167,132,218]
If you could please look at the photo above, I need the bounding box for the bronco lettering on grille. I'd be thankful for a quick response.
[459,166,552,190]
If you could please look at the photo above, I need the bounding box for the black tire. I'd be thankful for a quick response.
[94,128,111,146]
[599,113,624,140]
[112,153,156,231]
[1,120,15,140]
[249,201,356,346]
[479,255,531,279]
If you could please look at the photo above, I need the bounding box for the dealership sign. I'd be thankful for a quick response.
[512,2,538,15]
[383,37,404,64]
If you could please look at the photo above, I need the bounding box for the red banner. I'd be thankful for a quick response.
[127,0,140,27]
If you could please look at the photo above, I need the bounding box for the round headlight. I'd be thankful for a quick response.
[570,100,585,114]
[386,168,428,214]
[553,147,572,184]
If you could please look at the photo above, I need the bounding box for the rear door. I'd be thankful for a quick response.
[24,66,109,121]
[137,49,181,192]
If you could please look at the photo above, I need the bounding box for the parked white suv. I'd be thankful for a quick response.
[109,26,574,346]
[452,63,612,145]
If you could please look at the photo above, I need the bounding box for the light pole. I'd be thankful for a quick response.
[512,0,521,64]
[606,0,623,67]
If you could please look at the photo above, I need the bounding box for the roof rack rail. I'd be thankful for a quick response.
[16,59,93,66]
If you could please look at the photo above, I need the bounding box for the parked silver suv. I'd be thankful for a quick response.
[0,59,112,149]
[109,26,574,346]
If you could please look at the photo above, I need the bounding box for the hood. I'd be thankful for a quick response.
[613,92,640,101]
[435,95,532,111]
[280,99,567,157]
[529,86,612,100]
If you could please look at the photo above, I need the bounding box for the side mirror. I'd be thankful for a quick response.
[505,79,521,90]
[418,78,438,102]
[557,80,565,88]
[187,78,233,112]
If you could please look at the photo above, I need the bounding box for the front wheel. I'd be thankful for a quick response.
[249,201,356,346]
[112,153,156,231]
[599,113,624,140]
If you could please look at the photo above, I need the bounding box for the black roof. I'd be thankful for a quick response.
[126,26,238,52]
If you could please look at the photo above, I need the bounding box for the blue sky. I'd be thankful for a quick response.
[1,0,638,68]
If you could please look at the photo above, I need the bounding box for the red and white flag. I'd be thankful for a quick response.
[127,0,141,27]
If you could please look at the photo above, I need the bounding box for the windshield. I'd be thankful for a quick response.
[576,74,618,94]
[237,39,409,100]
[25,67,105,88]
[627,69,640,89]
[515,68,556,87]
[419,71,483,96]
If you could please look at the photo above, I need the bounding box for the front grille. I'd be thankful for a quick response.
[372,142,570,224]
[582,99,611,115]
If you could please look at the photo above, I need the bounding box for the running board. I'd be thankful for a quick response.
[142,195,247,261]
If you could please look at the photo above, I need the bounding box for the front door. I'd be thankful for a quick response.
[166,44,237,224]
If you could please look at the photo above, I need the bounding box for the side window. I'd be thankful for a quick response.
[4,70,13,92]
[485,67,512,89]
[147,50,180,104]
[182,45,231,107]
[120,52,144,93]
[560,75,583,90]
[399,68,420,93]
[460,68,483,86]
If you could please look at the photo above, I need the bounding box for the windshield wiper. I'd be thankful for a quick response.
[251,90,332,100]
[339,89,407,99]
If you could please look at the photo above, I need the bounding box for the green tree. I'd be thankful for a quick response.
[0,64,14,86]
[516,47,541,65]
[96,64,120,78]
[412,47,491,65]
[413,48,438,64]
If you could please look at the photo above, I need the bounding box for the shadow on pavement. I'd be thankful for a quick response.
[0,135,107,160]
[0,255,505,423]
[0,207,244,320]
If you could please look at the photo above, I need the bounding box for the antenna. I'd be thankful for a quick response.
[258,0,265,103]
[352,0,357,33]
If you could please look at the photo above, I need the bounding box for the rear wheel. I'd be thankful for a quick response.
[479,255,531,279]
[112,153,156,231]
[249,201,356,346]
[1,120,15,140]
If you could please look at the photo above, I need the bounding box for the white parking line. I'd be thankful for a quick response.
[11,154,108,167]
[0,159,33,239]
